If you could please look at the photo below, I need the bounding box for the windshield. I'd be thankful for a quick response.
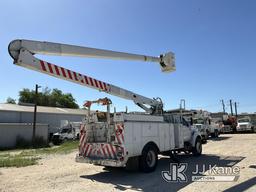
[61,128,70,133]
[193,118,204,124]
[238,119,250,123]
[195,124,202,129]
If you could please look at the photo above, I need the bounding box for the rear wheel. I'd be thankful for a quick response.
[139,145,158,173]
[192,137,202,156]
[206,130,210,139]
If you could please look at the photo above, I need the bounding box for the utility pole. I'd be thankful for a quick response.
[180,99,185,110]
[33,84,41,143]
[229,99,233,116]
[180,99,185,115]
[234,102,238,117]
[221,99,225,113]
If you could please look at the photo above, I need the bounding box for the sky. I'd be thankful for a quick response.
[0,0,256,113]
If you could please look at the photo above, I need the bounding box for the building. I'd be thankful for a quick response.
[0,103,87,136]
[0,123,48,148]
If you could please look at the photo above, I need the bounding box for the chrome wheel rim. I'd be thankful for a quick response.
[146,150,156,167]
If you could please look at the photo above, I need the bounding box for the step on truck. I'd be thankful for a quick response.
[8,39,202,172]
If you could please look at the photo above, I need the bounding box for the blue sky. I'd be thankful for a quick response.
[0,0,256,113]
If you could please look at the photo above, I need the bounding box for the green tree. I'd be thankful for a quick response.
[6,97,16,104]
[18,87,79,109]
[19,88,35,104]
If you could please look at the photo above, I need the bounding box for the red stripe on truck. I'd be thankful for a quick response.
[47,63,53,74]
[110,145,116,159]
[101,144,107,158]
[67,70,73,79]
[54,65,60,75]
[84,75,89,85]
[60,67,67,77]
[73,72,78,81]
[103,83,108,91]
[40,60,46,71]
[94,80,99,88]
[98,81,104,90]
[105,145,111,158]
[78,73,84,83]
[89,77,94,86]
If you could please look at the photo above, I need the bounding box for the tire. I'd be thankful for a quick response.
[215,130,219,138]
[192,137,202,156]
[202,139,207,144]
[52,137,61,145]
[126,156,139,171]
[52,140,60,145]
[139,145,158,173]
[206,130,210,140]
[205,133,209,140]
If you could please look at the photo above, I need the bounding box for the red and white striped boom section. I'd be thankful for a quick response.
[8,39,175,114]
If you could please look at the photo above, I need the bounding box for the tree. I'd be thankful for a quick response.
[6,97,16,104]
[18,87,79,109]
[19,88,35,104]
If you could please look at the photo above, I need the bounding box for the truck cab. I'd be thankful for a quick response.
[237,117,254,132]
[193,124,208,143]
[52,121,81,145]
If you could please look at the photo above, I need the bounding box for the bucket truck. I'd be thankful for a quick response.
[8,39,202,172]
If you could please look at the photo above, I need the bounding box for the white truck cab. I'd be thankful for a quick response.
[192,112,221,138]
[237,117,254,132]
[193,124,208,143]
[52,122,81,145]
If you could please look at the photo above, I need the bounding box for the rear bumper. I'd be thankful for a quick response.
[75,154,126,167]
[221,126,232,133]
[237,127,251,131]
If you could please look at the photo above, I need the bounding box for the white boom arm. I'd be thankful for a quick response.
[8,39,176,114]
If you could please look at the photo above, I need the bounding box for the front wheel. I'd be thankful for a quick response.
[192,137,202,156]
[139,145,158,173]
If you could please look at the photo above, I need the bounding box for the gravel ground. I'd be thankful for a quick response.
[0,134,256,192]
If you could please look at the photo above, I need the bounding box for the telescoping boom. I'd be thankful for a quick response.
[8,39,176,114]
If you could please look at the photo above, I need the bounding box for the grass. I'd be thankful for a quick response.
[0,140,79,168]
[0,155,40,168]
[20,140,79,156]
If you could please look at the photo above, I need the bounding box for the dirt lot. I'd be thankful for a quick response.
[0,134,256,192]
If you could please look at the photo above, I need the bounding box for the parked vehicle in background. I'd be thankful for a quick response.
[183,110,221,140]
[237,116,255,132]
[52,121,81,145]
[221,115,237,133]
[208,122,221,138]
[193,124,208,143]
